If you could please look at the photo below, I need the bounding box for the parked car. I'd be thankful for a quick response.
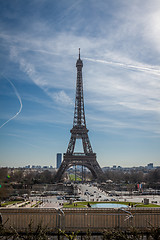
[111,198,116,201]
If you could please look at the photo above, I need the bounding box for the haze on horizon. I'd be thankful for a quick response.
[0,0,160,168]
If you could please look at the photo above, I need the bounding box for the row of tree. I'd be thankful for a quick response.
[0,168,56,185]
[100,169,160,185]
[0,167,160,186]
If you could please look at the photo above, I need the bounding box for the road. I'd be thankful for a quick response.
[78,183,110,201]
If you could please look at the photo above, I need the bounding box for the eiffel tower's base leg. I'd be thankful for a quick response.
[54,154,103,182]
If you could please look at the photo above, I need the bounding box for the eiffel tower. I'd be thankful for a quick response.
[54,49,103,182]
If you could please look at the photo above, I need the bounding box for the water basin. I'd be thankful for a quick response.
[91,203,128,208]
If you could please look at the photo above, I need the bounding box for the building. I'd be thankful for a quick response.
[147,163,153,170]
[56,153,62,169]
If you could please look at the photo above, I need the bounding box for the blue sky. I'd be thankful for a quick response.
[0,0,160,168]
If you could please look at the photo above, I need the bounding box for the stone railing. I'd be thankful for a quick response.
[0,207,160,232]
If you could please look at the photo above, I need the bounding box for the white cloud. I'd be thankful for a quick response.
[52,90,73,106]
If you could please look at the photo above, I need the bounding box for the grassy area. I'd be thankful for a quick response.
[1,200,23,207]
[63,201,160,208]
[1,200,44,208]
[63,201,91,208]
[69,174,82,181]
[114,201,160,208]
[133,203,160,208]
[31,201,43,208]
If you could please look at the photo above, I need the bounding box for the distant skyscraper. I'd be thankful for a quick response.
[147,163,153,170]
[56,153,62,169]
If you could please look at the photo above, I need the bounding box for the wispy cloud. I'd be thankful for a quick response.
[53,90,73,106]
[10,46,48,87]
[0,74,23,129]
[84,57,160,77]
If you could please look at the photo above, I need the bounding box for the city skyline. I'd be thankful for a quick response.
[6,162,158,170]
[0,0,160,168]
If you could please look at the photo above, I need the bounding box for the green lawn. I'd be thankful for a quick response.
[63,201,160,208]
[1,200,23,207]
[63,201,91,208]
[69,174,82,181]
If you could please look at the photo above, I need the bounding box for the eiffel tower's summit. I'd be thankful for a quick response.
[54,50,103,182]
[76,48,83,66]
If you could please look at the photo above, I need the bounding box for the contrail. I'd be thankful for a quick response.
[0,74,23,129]
[84,57,160,76]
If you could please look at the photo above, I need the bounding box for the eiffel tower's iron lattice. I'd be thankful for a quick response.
[54,49,103,182]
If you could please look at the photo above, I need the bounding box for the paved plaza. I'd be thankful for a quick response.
[4,183,160,209]
[28,183,160,208]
